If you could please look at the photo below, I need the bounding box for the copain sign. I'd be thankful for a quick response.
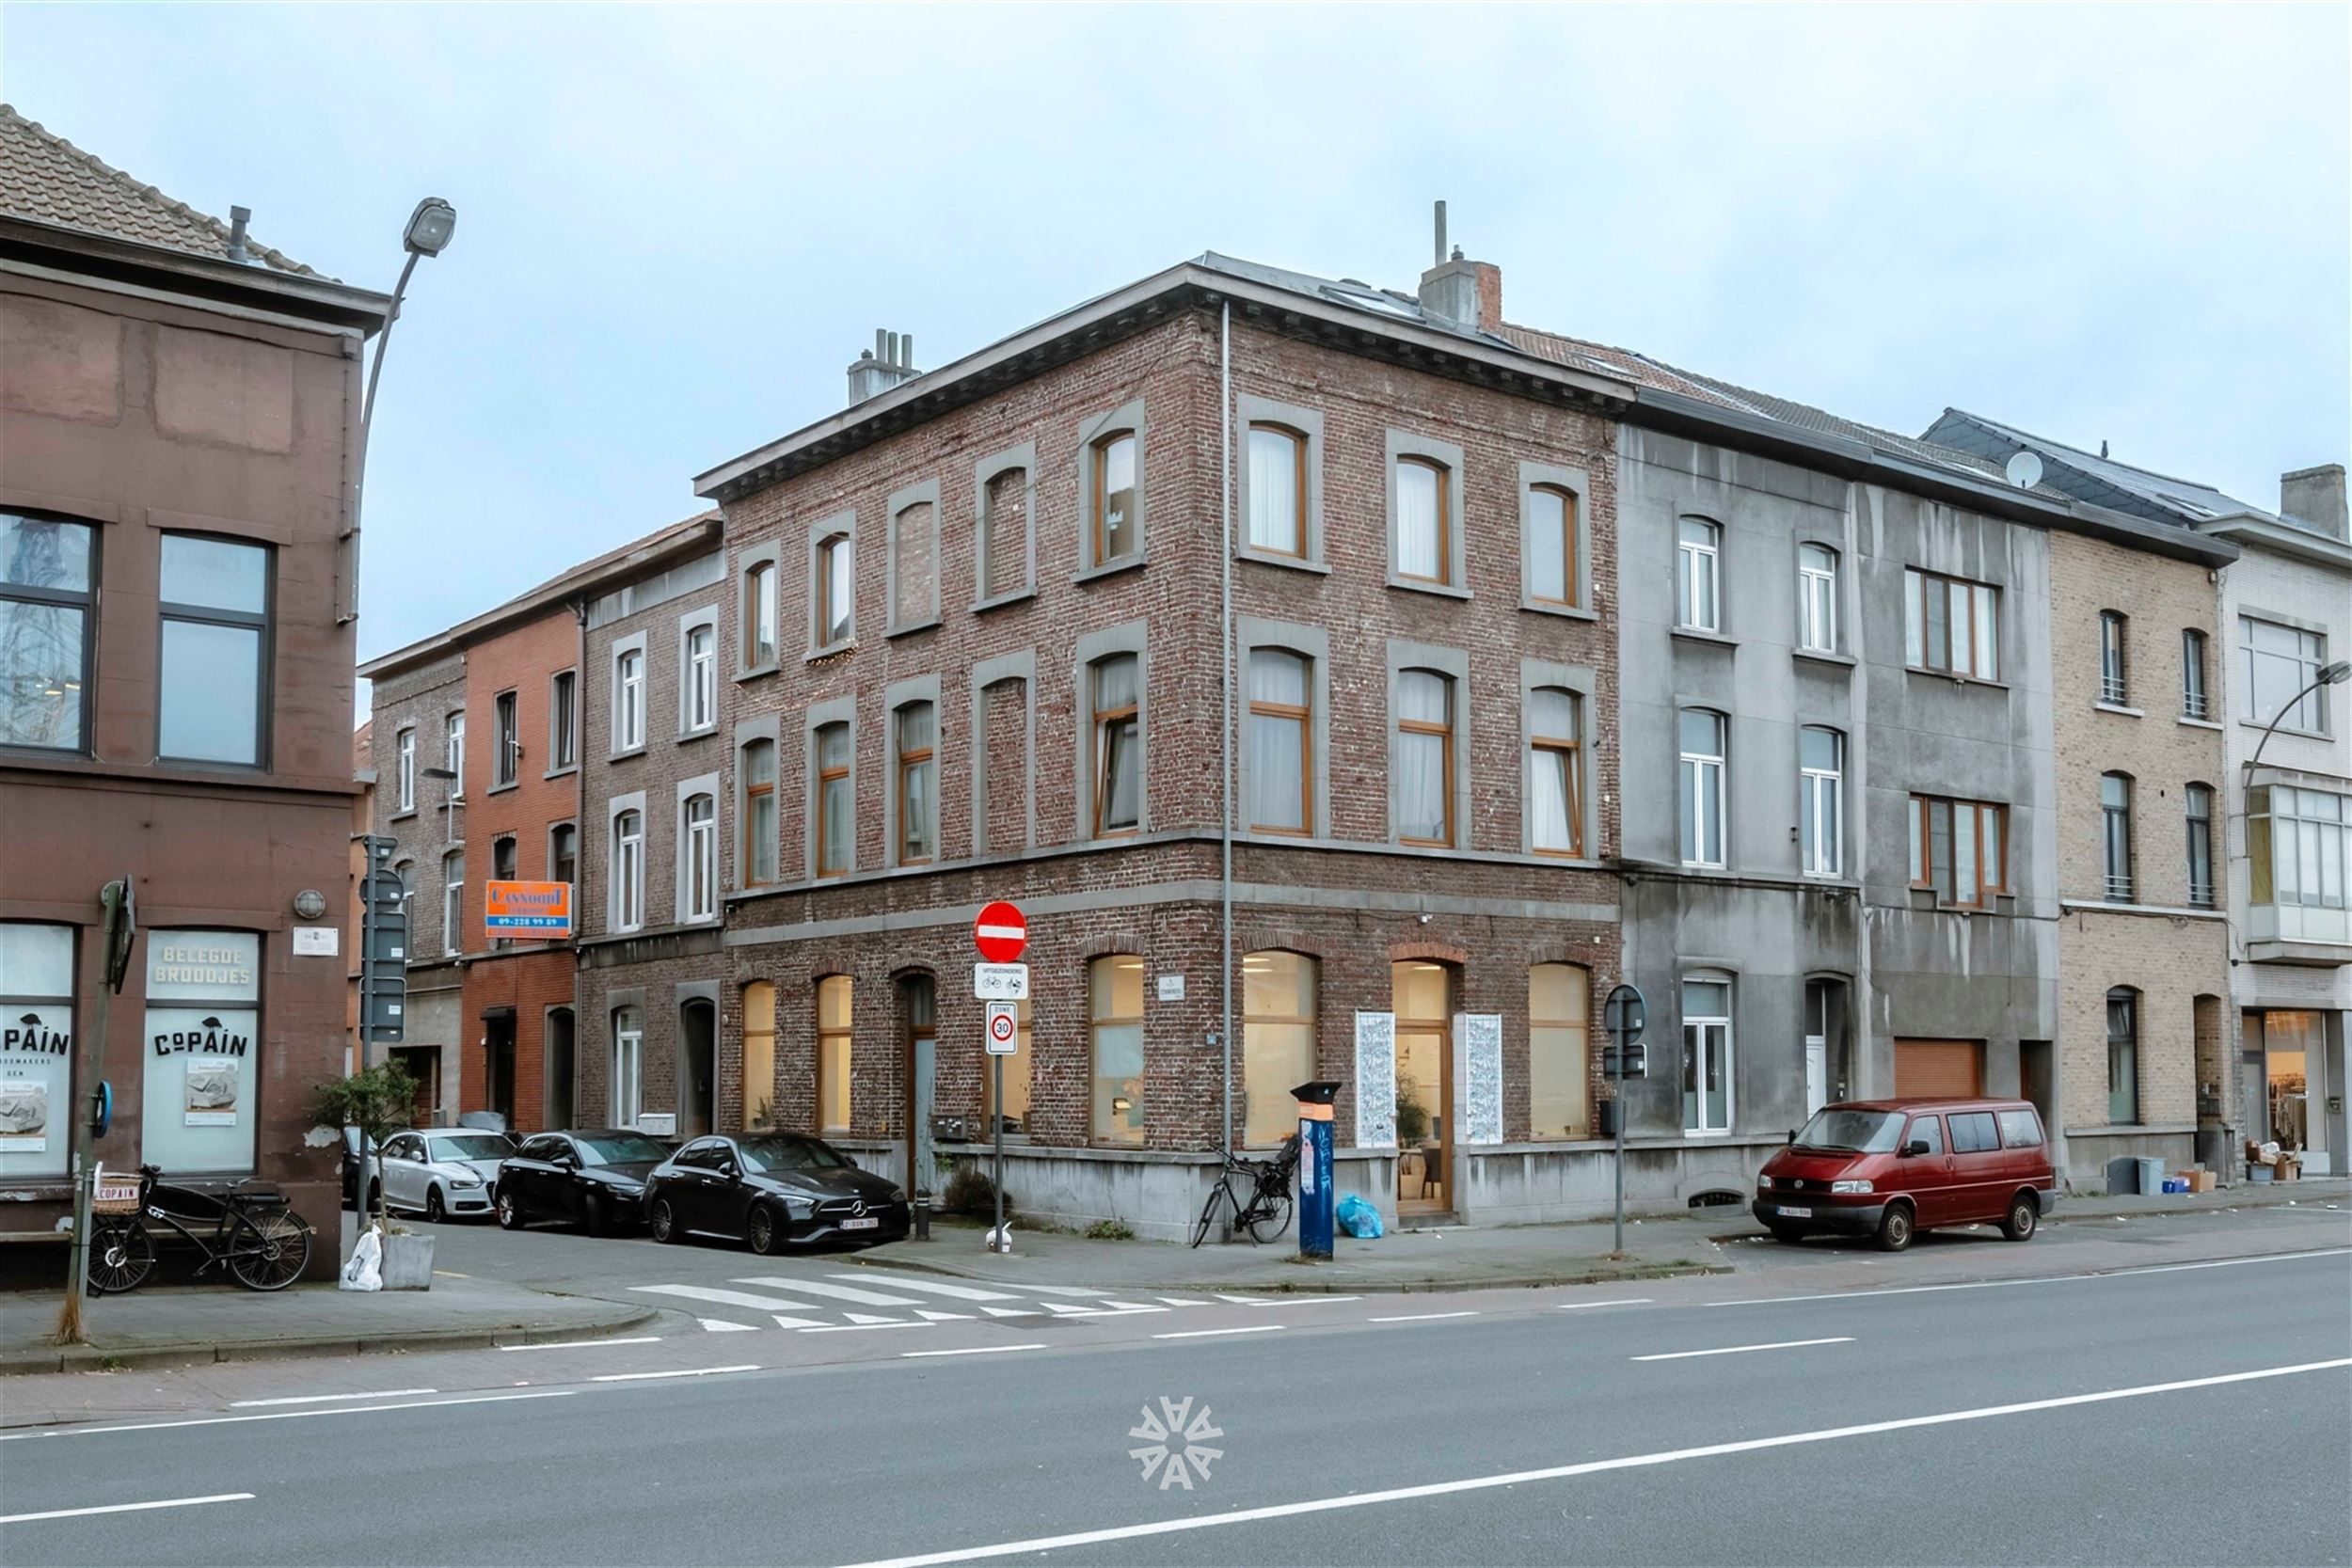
[485,880,573,936]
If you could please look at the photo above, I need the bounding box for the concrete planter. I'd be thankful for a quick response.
[379,1230,436,1290]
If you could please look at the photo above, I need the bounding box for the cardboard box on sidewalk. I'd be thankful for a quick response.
[2184,1168,2217,1194]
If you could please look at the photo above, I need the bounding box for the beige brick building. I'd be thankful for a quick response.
[2046,531,2229,1187]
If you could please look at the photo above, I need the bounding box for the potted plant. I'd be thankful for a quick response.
[311,1060,434,1291]
[1395,1076,1431,1148]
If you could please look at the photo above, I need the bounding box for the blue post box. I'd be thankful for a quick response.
[1292,1080,1343,1259]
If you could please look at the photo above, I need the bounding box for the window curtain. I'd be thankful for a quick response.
[1530,689,1579,852]
[1395,671,1449,841]
[818,725,851,872]
[1095,656,1139,831]
[1247,650,1308,832]
[1248,428,1300,552]
[898,704,935,860]
[1396,463,1440,578]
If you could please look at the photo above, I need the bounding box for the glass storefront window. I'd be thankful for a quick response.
[142,930,262,1173]
[1089,956,1145,1146]
[1241,952,1316,1147]
[0,924,75,1178]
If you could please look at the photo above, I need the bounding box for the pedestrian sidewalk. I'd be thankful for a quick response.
[1707,1173,2351,1239]
[0,1273,655,1377]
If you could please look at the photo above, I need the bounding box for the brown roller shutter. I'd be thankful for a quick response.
[1896,1038,1983,1098]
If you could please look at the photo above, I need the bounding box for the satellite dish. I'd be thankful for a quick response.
[2006,451,2044,490]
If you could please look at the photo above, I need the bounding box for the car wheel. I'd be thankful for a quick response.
[746,1205,778,1256]
[1874,1202,1915,1253]
[650,1197,679,1243]
[366,1180,381,1213]
[496,1189,526,1230]
[1765,1223,1808,1244]
[581,1193,607,1237]
[424,1187,447,1224]
[2001,1193,2039,1242]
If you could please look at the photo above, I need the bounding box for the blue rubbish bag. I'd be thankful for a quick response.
[1336,1193,1384,1239]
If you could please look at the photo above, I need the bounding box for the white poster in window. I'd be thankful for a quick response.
[0,1005,72,1170]
[1354,1011,1397,1148]
[184,1056,241,1126]
[1454,1013,1504,1147]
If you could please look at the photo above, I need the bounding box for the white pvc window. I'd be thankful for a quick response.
[444,711,466,800]
[396,728,415,812]
[1800,726,1842,878]
[1797,544,1836,653]
[441,850,465,956]
[615,648,644,751]
[1678,709,1726,868]
[1681,975,1733,1135]
[1677,518,1720,632]
[685,625,716,732]
[612,1007,644,1127]
[685,793,717,922]
[613,809,644,932]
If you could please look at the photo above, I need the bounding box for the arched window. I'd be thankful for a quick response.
[1529,687,1582,857]
[2106,988,2140,1125]
[1529,963,1591,1139]
[743,561,777,668]
[1089,955,1145,1146]
[740,981,775,1131]
[816,975,853,1134]
[1395,669,1454,847]
[982,467,1028,597]
[1679,710,1726,868]
[611,1006,644,1127]
[816,532,853,647]
[1242,952,1316,1145]
[684,793,717,922]
[1677,518,1720,631]
[1394,456,1450,584]
[1090,655,1140,836]
[1247,423,1308,556]
[1528,484,1578,607]
[1797,544,1837,652]
[612,809,644,931]
[1093,433,1137,564]
[1247,648,1311,834]
[2102,773,2134,902]
[891,500,937,629]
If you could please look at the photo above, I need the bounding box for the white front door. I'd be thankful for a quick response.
[1804,1036,1828,1117]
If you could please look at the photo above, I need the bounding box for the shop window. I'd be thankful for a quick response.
[142,931,262,1172]
[741,981,775,1131]
[817,975,852,1134]
[1529,963,1590,1140]
[1089,955,1145,1146]
[0,923,75,1178]
[1242,951,1316,1146]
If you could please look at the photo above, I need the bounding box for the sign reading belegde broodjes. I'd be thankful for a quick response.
[485,880,573,935]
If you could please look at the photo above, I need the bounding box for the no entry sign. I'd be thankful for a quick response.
[974,901,1027,963]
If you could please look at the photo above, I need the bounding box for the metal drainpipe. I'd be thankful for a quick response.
[1219,300,1234,1159]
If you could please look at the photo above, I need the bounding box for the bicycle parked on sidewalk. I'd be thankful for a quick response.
[85,1164,312,1295]
[1188,1133,1300,1248]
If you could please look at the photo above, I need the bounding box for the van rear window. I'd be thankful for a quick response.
[1949,1112,2000,1152]
[1998,1108,2043,1148]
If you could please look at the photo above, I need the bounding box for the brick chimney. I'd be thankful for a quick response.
[1416,200,1502,332]
[2280,464,2348,540]
[847,328,919,406]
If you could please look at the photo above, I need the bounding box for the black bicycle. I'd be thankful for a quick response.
[86,1164,312,1294]
[1188,1134,1299,1248]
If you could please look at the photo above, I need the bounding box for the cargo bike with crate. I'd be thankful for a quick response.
[84,1163,313,1294]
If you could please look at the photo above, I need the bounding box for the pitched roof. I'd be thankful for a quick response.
[0,103,319,277]
[1920,407,2300,531]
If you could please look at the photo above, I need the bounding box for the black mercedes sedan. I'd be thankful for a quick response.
[643,1133,910,1253]
[494,1129,671,1235]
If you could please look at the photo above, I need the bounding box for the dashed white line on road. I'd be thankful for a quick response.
[1,1493,254,1526]
[1153,1324,1287,1339]
[800,1321,930,1334]
[738,1277,928,1307]
[700,1319,762,1333]
[1701,1246,2352,1307]
[1557,1298,1653,1310]
[833,1272,1023,1302]
[833,1358,2352,1568]
[1215,1293,1361,1307]
[501,1337,660,1352]
[1155,1296,1213,1307]
[635,1284,827,1313]
[591,1365,758,1383]
[1633,1337,1854,1362]
[0,1389,576,1440]
[230,1388,435,1407]
[899,1344,1049,1358]
[1368,1311,1479,1323]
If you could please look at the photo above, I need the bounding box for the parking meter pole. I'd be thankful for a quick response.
[1612,1071,1626,1255]
[1292,1080,1343,1260]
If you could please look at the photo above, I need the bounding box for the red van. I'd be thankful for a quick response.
[1752,1098,2058,1252]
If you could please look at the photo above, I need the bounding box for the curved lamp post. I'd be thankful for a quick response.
[344,197,457,623]
[2246,659,2351,775]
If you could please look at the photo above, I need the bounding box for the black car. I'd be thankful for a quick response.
[339,1127,379,1209]
[494,1129,670,1234]
[644,1133,910,1254]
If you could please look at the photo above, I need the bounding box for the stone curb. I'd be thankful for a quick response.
[851,1251,1730,1294]
[0,1299,659,1379]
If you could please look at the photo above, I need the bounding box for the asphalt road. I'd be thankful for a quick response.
[3,1243,2345,1566]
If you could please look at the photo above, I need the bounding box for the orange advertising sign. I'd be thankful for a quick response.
[485,880,572,936]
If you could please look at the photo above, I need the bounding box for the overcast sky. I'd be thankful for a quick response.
[11,5,2347,682]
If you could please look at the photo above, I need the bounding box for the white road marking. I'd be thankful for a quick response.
[1557,1298,1653,1310]
[1633,1337,1854,1362]
[1155,1295,1213,1307]
[914,1309,974,1322]
[800,1321,930,1334]
[699,1318,761,1333]
[979,1307,1041,1318]
[1041,1302,1103,1316]
[738,1277,927,1307]
[633,1284,826,1313]
[1096,1301,1168,1313]
[899,1344,1048,1358]
[0,1389,575,1440]
[831,1272,1022,1302]
[834,1357,2352,1568]
[844,1312,907,1325]
[1,1493,254,1526]
[1153,1324,1287,1339]
[1368,1310,1479,1323]
[501,1336,660,1352]
[1020,1285,1115,1298]
[773,1313,828,1329]
[591,1365,758,1383]
[230,1388,435,1407]
[1703,1246,2352,1307]
[1216,1293,1361,1307]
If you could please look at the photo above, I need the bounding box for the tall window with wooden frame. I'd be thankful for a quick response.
[548,671,578,770]
[1904,567,1999,680]
[815,722,851,877]
[1247,423,1308,557]
[895,701,936,864]
[815,975,852,1135]
[1089,654,1140,837]
[743,561,777,669]
[816,532,853,648]
[1528,962,1591,1140]
[1089,955,1145,1147]
[1529,687,1583,858]
[1246,648,1311,835]
[1527,484,1578,609]
[493,690,519,788]
[1241,951,1316,1146]
[741,738,777,887]
[1394,456,1450,585]
[740,981,775,1131]
[1092,433,1138,565]
[1908,794,2008,909]
[1394,669,1454,847]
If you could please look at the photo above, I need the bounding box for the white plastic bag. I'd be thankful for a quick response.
[340,1224,384,1291]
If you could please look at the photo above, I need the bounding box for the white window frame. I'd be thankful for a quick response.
[492,689,519,789]
[445,710,466,800]
[1681,974,1734,1136]
[1796,543,1837,653]
[612,638,646,754]
[681,615,718,736]
[1800,726,1842,878]
[683,790,717,923]
[441,848,465,957]
[548,669,578,772]
[395,727,416,813]
[612,803,645,934]
[2240,615,2330,735]
[1679,709,1727,869]
[1677,518,1721,633]
[612,1009,644,1128]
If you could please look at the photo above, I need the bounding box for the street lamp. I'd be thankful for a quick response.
[344,197,457,624]
[421,765,458,847]
[2246,660,2352,775]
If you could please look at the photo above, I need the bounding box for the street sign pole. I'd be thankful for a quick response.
[1602,984,1647,1258]
[992,1055,1006,1253]
[974,903,1027,1255]
[59,878,134,1343]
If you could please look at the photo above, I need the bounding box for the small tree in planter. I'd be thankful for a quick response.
[311,1060,429,1286]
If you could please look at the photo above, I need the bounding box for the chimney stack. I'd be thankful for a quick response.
[225,205,252,265]
[1416,199,1502,332]
[2280,464,2348,541]
[846,326,921,406]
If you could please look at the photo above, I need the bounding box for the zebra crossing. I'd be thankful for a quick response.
[628,1267,1232,1333]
